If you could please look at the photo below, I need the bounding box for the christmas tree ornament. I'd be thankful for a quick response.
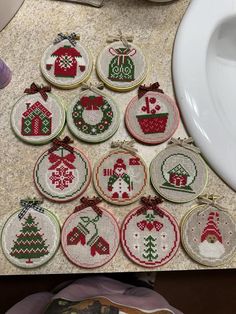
[61,196,120,268]
[1,198,60,269]
[11,83,65,145]
[41,33,92,89]
[34,136,91,202]
[121,196,180,268]
[67,82,120,143]
[125,82,179,145]
[181,195,236,266]
[150,138,208,203]
[96,30,147,92]
[93,141,148,205]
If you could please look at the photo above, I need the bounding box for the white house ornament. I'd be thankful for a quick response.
[121,196,180,268]
[125,82,179,145]
[41,33,92,89]
[67,83,120,143]
[1,199,60,269]
[93,141,148,205]
[96,31,147,91]
[61,197,120,268]
[150,138,208,203]
[34,137,91,202]
[11,83,65,145]
[181,196,236,266]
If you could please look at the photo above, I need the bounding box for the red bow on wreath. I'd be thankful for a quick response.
[48,152,76,170]
[80,96,104,110]
[24,82,51,101]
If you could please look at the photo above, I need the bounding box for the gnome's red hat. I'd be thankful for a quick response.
[201,212,222,243]
[114,158,126,170]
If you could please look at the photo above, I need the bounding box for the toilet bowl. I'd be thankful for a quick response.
[173,0,236,191]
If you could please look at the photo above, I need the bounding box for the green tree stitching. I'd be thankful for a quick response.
[10,213,49,264]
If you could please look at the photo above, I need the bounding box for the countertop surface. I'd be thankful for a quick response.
[0,0,235,275]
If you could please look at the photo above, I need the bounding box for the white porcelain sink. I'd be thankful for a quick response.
[0,0,24,32]
[173,0,236,191]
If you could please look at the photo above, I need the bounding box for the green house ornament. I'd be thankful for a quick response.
[108,47,136,82]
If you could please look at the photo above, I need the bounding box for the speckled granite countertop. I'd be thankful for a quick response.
[0,0,235,275]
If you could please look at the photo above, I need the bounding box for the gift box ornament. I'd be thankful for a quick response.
[93,141,148,205]
[61,196,120,268]
[67,82,120,143]
[10,83,65,145]
[1,198,60,269]
[121,196,180,268]
[181,195,236,266]
[125,82,180,144]
[41,33,92,89]
[150,138,208,203]
[96,30,147,91]
[34,136,91,202]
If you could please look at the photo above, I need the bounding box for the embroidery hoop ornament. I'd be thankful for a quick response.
[121,196,180,268]
[181,195,236,267]
[96,30,148,92]
[10,83,65,145]
[61,196,120,268]
[33,136,92,203]
[1,198,60,269]
[41,33,93,89]
[125,82,180,145]
[93,140,148,205]
[150,138,208,203]
[67,82,120,143]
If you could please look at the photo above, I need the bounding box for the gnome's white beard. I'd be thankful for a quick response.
[199,240,225,259]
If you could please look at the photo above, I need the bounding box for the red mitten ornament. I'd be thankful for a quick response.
[61,197,120,268]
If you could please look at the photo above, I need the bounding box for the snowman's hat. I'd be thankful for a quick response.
[201,212,222,243]
[114,158,126,170]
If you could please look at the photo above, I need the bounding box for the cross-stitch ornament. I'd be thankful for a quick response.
[67,82,120,143]
[61,197,120,268]
[121,196,180,268]
[125,82,179,145]
[181,195,236,266]
[96,30,147,91]
[93,141,148,205]
[11,83,65,145]
[41,33,92,89]
[1,199,60,269]
[34,137,91,202]
[150,138,208,203]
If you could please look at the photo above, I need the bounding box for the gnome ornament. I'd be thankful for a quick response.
[198,212,225,259]
[181,195,236,266]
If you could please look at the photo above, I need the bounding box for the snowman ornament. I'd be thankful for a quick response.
[108,158,132,200]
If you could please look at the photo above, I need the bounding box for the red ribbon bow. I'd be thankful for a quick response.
[137,196,164,217]
[80,96,104,110]
[48,136,74,154]
[24,83,51,101]
[48,152,76,170]
[138,82,164,99]
[74,197,103,217]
